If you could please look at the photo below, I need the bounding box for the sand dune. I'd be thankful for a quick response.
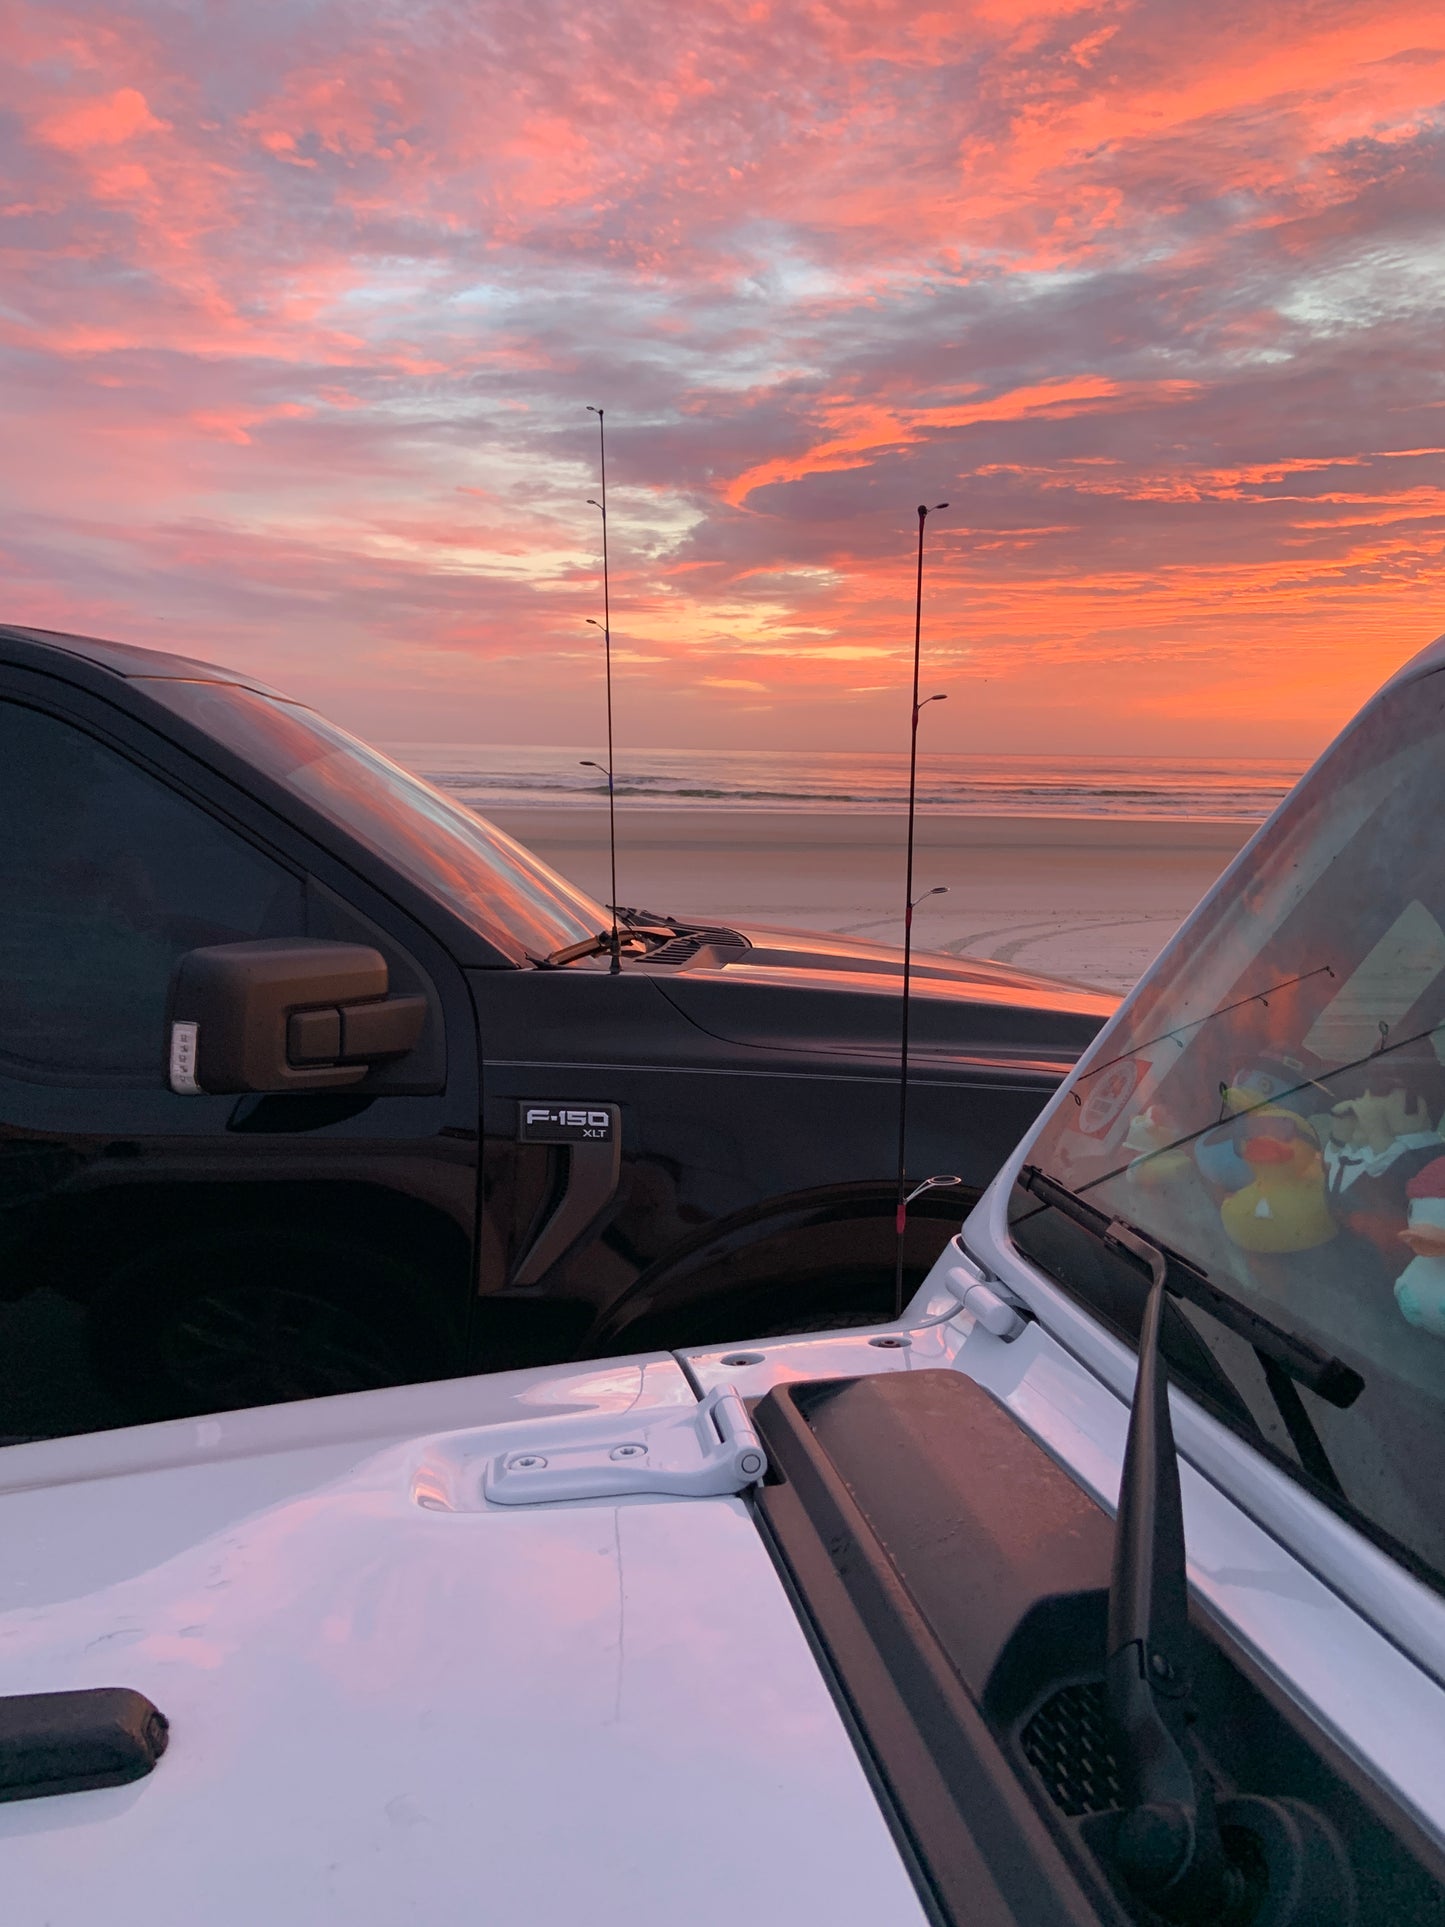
[488,807,1252,994]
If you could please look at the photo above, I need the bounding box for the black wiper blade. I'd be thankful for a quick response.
[1020,1165,1362,1409]
[541,925,673,968]
[611,903,679,929]
[541,931,615,967]
[540,931,645,968]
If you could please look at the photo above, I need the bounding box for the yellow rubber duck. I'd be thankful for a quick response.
[1122,1103,1193,1191]
[1221,1109,1337,1255]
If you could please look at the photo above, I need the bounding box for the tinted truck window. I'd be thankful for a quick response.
[140,678,606,959]
[0,702,304,1081]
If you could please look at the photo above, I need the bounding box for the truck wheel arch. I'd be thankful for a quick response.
[589,1179,978,1354]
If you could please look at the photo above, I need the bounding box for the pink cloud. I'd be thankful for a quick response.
[0,0,1439,757]
[36,85,166,150]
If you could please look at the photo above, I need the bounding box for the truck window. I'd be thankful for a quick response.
[0,701,304,1082]
[141,679,605,959]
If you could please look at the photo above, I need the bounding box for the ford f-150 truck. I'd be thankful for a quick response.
[1,637,1443,1924]
[0,623,1111,1435]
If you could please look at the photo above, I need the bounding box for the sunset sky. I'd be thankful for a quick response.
[1,0,1442,756]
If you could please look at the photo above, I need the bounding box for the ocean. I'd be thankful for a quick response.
[382,743,1304,823]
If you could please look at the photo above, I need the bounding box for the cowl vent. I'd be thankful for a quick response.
[1021,1679,1122,1820]
[645,926,749,967]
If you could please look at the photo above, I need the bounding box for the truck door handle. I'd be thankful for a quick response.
[511,1103,623,1287]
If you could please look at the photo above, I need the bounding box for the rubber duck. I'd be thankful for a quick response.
[1195,1056,1322,1195]
[1122,1103,1193,1190]
[1195,1123,1253,1197]
[1396,1156,1445,1337]
[1221,1109,1337,1255]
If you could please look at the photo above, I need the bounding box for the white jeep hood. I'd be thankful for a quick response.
[0,1355,924,1927]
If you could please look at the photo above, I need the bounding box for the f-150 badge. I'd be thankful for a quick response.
[519,1103,617,1143]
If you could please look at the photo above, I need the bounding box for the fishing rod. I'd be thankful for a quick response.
[586,404,622,975]
[893,501,949,1317]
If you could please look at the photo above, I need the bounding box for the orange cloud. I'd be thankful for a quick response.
[724,378,1200,505]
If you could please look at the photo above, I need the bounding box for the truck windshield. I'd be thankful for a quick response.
[1011,661,1445,1589]
[142,680,607,960]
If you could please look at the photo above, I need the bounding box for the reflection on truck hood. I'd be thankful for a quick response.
[706,920,1111,996]
[652,921,1117,1070]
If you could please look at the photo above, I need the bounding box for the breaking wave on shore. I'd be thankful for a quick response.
[385,743,1303,822]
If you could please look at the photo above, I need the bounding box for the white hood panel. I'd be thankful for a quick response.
[0,1384,926,1927]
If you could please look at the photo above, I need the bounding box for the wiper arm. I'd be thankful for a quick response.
[541,931,617,967]
[1022,1167,1359,1919]
[1019,1168,1240,1911]
[610,903,680,930]
[541,922,680,968]
[540,930,644,968]
[1020,1167,1362,1409]
[1017,1163,1371,1903]
[1102,1216,1240,1918]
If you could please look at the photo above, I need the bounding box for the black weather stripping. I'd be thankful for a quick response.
[0,1688,168,1802]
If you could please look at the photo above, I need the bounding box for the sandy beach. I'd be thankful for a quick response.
[488,808,1253,994]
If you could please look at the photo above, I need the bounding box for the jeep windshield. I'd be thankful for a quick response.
[1010,659,1445,1590]
[142,679,608,959]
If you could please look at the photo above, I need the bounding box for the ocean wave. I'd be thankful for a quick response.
[396,743,1301,822]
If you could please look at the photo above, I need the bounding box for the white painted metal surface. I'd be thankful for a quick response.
[0,1381,927,1927]
[0,1350,694,1499]
[681,1282,973,1400]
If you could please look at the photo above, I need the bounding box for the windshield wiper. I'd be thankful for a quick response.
[540,922,679,968]
[1019,1167,1363,1411]
[1102,1214,1241,1917]
[611,903,681,930]
[541,931,614,968]
[1022,1177,1355,1918]
[540,931,634,968]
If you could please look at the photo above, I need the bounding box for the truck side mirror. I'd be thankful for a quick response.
[167,940,427,1094]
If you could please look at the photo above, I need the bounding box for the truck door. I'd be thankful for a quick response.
[0,681,480,1440]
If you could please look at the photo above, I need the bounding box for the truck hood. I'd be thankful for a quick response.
[0,1357,925,1927]
[650,920,1116,1070]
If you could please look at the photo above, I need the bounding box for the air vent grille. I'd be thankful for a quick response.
[1020,1679,1122,1818]
[646,927,749,966]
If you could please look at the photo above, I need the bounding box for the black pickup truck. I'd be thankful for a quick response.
[0,624,1114,1432]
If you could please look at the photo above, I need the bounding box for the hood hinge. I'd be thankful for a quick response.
[940,1240,1029,1341]
[484,1384,768,1506]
